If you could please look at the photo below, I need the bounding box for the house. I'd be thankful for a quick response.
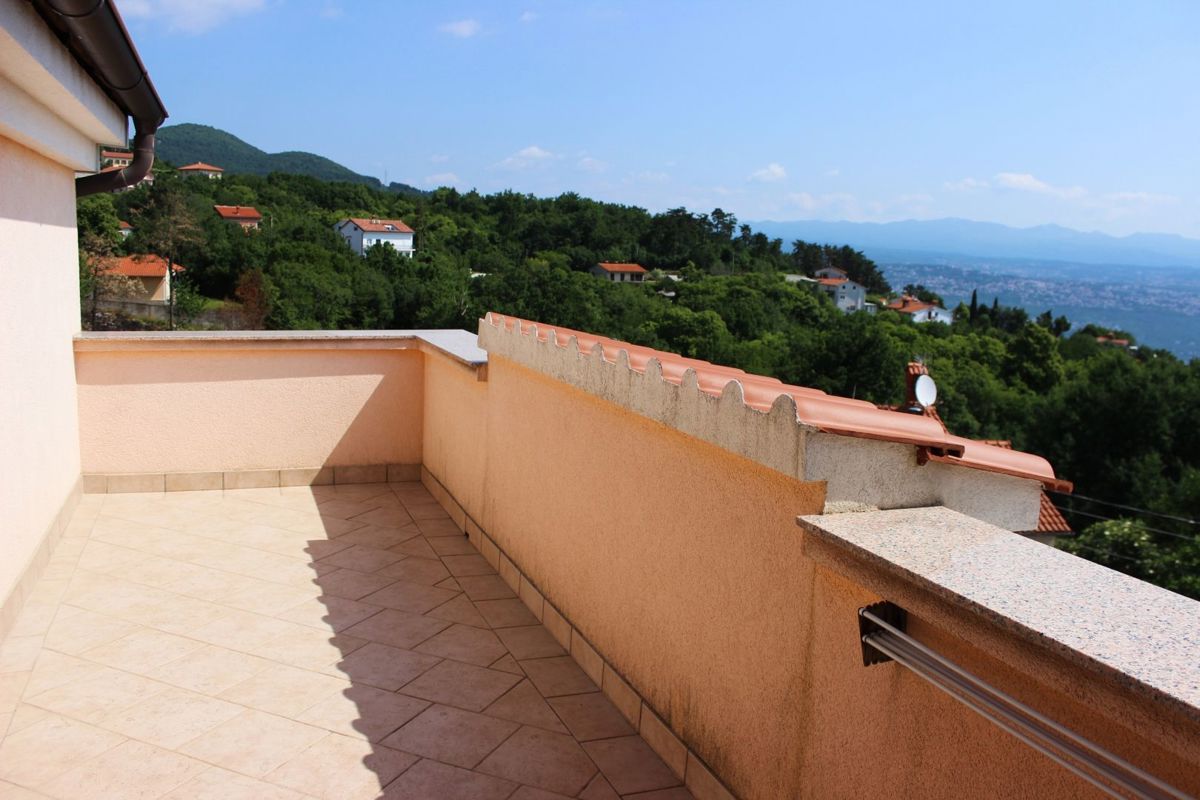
[886,294,954,324]
[177,160,224,178]
[214,204,262,230]
[335,217,415,256]
[590,261,647,282]
[117,220,132,238]
[107,254,184,302]
[816,275,868,312]
[814,266,849,280]
[100,148,131,167]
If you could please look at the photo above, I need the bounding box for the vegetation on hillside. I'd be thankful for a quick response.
[77,170,1200,598]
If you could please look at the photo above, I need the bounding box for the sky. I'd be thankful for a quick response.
[122,0,1200,237]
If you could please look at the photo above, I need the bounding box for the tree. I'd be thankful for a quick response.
[79,231,140,329]
[133,178,203,329]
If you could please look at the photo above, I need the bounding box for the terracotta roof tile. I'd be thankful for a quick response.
[118,220,132,230]
[106,255,185,277]
[886,295,934,314]
[178,162,224,172]
[213,204,262,220]
[485,313,1071,490]
[343,217,414,233]
[817,277,848,286]
[596,262,647,274]
[1037,493,1073,533]
[101,149,131,159]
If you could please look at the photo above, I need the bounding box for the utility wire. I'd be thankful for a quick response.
[1057,507,1198,543]
[1047,489,1198,527]
[1066,544,1148,566]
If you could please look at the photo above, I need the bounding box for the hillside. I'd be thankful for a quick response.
[155,123,425,195]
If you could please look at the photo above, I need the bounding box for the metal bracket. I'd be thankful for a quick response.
[859,601,907,666]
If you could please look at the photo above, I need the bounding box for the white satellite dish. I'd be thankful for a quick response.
[914,374,938,408]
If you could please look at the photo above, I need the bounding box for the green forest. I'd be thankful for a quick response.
[77,168,1200,598]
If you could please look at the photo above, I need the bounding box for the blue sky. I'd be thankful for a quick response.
[123,1,1200,237]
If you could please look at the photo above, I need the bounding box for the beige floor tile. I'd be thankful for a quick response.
[416,519,463,538]
[0,672,30,714]
[379,758,516,800]
[22,651,111,698]
[190,609,306,651]
[39,738,208,800]
[441,554,495,577]
[178,708,327,777]
[482,680,568,734]
[457,575,518,601]
[219,662,349,718]
[147,644,272,695]
[359,580,460,615]
[496,626,566,660]
[251,626,366,673]
[335,524,422,551]
[475,599,539,628]
[408,504,451,522]
[267,733,417,799]
[583,736,682,795]
[400,659,521,712]
[0,712,125,788]
[40,607,140,656]
[315,498,386,521]
[415,624,508,667]
[95,685,244,748]
[120,592,233,637]
[490,654,525,676]
[333,642,442,691]
[548,692,636,742]
[579,773,622,800]
[377,556,452,585]
[220,580,319,616]
[8,604,60,640]
[476,725,597,796]
[0,637,44,674]
[81,628,205,673]
[276,595,384,632]
[428,536,478,556]
[161,766,309,800]
[382,704,518,768]
[4,704,50,737]
[426,594,489,629]
[320,544,406,574]
[297,683,428,741]
[341,608,449,649]
[520,656,599,697]
[346,506,415,530]
[0,779,48,799]
[25,668,165,724]
[510,787,575,800]
[313,568,396,600]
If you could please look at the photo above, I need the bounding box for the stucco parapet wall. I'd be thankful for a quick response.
[478,313,1045,530]
[798,506,1200,726]
[74,329,488,372]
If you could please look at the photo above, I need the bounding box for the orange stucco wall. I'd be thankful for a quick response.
[423,351,1199,800]
[75,346,424,473]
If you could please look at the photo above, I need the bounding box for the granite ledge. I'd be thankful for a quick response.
[797,505,1200,724]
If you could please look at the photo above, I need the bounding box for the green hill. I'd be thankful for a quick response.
[155,123,425,195]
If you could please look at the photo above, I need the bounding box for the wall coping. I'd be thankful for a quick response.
[74,329,488,370]
[797,506,1200,725]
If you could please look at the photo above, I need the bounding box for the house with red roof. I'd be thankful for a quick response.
[335,217,415,257]
[590,262,647,283]
[214,204,262,231]
[177,161,223,179]
[886,294,954,324]
[100,148,131,168]
[105,254,184,302]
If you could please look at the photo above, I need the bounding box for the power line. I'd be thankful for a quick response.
[1067,544,1148,567]
[1056,506,1198,543]
[1047,489,1197,526]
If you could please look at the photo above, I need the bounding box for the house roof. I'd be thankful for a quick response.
[817,277,848,286]
[343,217,414,233]
[485,312,1070,491]
[596,262,647,274]
[107,255,185,277]
[118,220,132,230]
[178,162,224,172]
[886,295,935,314]
[213,205,262,221]
[101,149,131,159]
[1036,493,1073,533]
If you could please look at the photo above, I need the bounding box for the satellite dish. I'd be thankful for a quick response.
[914,374,938,408]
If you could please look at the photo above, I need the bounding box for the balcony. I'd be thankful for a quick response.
[0,316,1197,799]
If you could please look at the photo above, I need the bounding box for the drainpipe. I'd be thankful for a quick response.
[29,0,168,196]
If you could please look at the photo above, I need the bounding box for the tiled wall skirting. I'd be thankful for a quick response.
[0,476,81,642]
[420,466,739,800]
[81,463,422,494]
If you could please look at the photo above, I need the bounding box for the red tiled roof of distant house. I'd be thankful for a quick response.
[1037,493,1073,533]
[817,277,848,286]
[485,312,1071,491]
[596,262,647,274]
[118,220,132,231]
[107,255,185,277]
[886,295,934,314]
[178,162,224,172]
[101,149,132,159]
[346,217,414,233]
[213,205,263,221]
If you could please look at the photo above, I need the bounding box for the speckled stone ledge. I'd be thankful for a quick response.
[797,506,1200,724]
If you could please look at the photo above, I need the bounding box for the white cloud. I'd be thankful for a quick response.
[1101,190,1177,206]
[494,145,558,170]
[424,172,461,186]
[994,172,1086,199]
[520,10,539,22]
[577,156,607,173]
[120,0,266,33]
[944,177,990,191]
[748,162,787,182]
[439,18,481,38]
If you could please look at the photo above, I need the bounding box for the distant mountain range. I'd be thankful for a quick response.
[155,123,425,195]
[749,218,1200,269]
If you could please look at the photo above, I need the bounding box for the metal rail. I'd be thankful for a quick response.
[859,605,1193,800]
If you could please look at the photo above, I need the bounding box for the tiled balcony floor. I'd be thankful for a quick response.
[0,482,693,800]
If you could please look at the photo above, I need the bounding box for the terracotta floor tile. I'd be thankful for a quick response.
[437,576,463,590]
[579,773,622,800]
[457,575,518,601]
[429,536,477,556]
[417,518,465,538]
[275,595,384,632]
[336,524,422,551]
[380,758,516,800]
[267,733,417,799]
[319,544,406,574]
[313,568,397,600]
[0,712,125,788]
[316,498,385,521]
[80,628,204,673]
[623,787,696,799]
[218,663,349,718]
[178,708,327,778]
[39,738,208,800]
[146,644,272,695]
[341,608,450,649]
[496,625,567,660]
[520,656,598,697]
[378,557,452,585]
[510,787,575,800]
[162,766,309,800]
[475,598,539,628]
[389,537,440,560]
[346,506,415,530]
[298,683,429,741]
[407,503,451,521]
[490,654,525,676]
[548,692,636,741]
[583,736,682,795]
[442,554,496,577]
[416,624,508,667]
[382,703,518,768]
[334,642,442,691]
[400,659,521,712]
[426,594,489,628]
[95,685,243,748]
[482,679,568,734]
[359,579,461,615]
[476,725,597,796]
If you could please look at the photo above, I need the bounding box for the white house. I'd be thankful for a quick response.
[590,262,647,283]
[886,295,954,324]
[816,276,868,313]
[814,266,848,280]
[335,217,415,257]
